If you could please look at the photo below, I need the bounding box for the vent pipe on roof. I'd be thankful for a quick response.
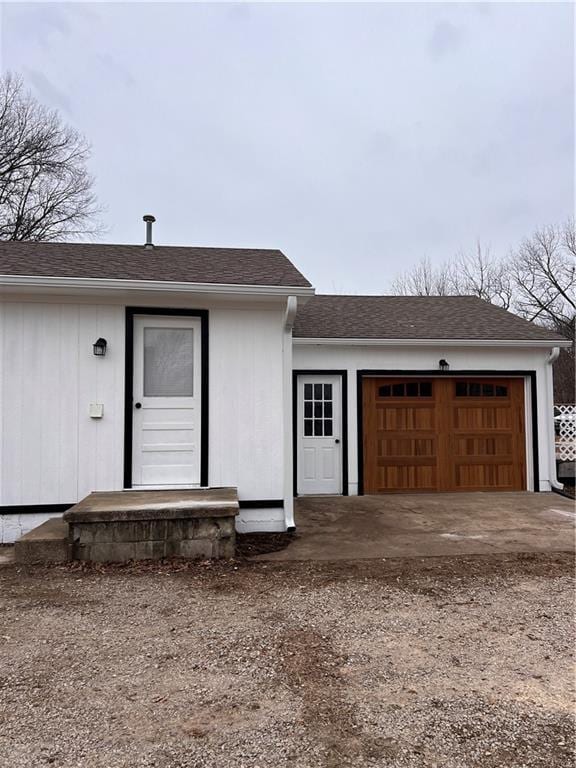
[143,215,156,248]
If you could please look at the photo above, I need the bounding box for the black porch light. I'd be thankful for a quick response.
[439,358,449,372]
[93,338,107,357]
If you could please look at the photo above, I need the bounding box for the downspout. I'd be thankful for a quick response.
[283,296,298,531]
[545,347,564,491]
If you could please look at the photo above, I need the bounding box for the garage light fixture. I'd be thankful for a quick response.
[439,359,449,372]
[93,338,107,357]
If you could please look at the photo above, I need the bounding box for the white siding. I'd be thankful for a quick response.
[0,297,289,541]
[0,301,125,507]
[236,507,286,533]
[293,343,556,494]
[208,307,285,500]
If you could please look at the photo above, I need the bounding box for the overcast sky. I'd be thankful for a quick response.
[1,2,573,293]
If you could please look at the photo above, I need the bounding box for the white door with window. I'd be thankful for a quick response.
[297,375,342,495]
[132,315,201,486]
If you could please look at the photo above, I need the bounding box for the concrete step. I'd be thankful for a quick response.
[14,518,70,564]
[63,488,239,562]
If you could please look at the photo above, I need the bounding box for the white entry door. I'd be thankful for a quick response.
[132,315,201,486]
[297,375,342,495]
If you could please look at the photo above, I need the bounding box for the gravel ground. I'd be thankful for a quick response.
[0,552,574,768]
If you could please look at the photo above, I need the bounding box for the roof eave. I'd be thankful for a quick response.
[0,274,315,297]
[293,337,572,348]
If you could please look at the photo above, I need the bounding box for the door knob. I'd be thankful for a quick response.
[335,438,340,444]
[135,402,142,409]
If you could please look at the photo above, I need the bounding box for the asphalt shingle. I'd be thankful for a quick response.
[0,241,312,288]
[293,294,567,342]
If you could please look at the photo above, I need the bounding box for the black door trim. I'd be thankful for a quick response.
[293,370,348,497]
[124,307,209,489]
[356,369,538,495]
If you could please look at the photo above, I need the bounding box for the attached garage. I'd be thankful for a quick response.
[292,295,571,497]
[361,376,526,493]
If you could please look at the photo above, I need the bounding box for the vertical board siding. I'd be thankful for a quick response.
[0,301,125,506]
[2,303,24,503]
[59,304,80,502]
[77,305,99,495]
[1,300,287,509]
[209,308,285,499]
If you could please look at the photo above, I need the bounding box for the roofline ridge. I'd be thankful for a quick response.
[0,241,285,253]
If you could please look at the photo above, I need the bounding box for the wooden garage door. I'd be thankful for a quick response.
[362,378,526,493]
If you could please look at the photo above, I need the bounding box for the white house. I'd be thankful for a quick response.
[0,227,570,543]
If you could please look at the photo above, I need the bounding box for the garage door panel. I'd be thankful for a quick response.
[376,465,437,493]
[364,378,439,492]
[363,377,525,494]
[453,406,513,430]
[455,463,514,490]
[376,405,436,431]
[453,436,513,456]
[378,437,435,457]
[450,378,525,491]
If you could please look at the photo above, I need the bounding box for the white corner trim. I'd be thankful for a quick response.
[0,273,316,298]
[292,337,572,348]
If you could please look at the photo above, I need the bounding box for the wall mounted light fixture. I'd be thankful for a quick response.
[439,358,449,372]
[93,338,107,357]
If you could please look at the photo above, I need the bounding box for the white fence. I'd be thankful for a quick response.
[555,405,576,462]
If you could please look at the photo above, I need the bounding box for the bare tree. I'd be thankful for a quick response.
[391,256,454,296]
[390,222,576,402]
[452,241,513,309]
[511,222,575,403]
[0,73,101,241]
[393,242,514,307]
[392,224,575,329]
[510,221,576,338]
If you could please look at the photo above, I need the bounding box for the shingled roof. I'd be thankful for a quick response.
[0,241,312,288]
[293,295,568,342]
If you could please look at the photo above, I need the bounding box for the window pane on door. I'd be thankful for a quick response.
[302,379,338,438]
[144,327,194,397]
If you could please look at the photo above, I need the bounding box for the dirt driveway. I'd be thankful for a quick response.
[0,552,573,768]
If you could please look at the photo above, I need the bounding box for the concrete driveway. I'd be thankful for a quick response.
[257,492,575,561]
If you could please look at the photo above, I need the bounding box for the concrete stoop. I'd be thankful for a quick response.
[14,488,239,564]
[14,518,70,564]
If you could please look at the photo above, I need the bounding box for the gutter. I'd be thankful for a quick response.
[545,346,564,492]
[283,296,298,531]
[0,273,316,298]
[293,337,572,348]
[284,295,298,330]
